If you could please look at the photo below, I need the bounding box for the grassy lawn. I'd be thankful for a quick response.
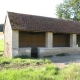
[0,55,80,80]
[0,56,58,80]
[0,40,4,52]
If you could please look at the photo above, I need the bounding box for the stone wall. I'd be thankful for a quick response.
[4,14,12,58]
[12,48,31,57]
[38,47,80,57]
[12,32,78,58]
[12,47,80,58]
[12,30,19,57]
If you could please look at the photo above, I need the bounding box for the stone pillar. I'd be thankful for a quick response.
[70,34,76,47]
[12,30,19,57]
[12,30,19,48]
[45,32,53,48]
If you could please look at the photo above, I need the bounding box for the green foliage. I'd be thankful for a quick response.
[56,0,80,21]
[0,40,4,52]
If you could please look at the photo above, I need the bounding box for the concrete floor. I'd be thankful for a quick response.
[46,53,80,68]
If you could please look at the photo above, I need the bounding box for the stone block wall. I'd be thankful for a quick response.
[4,14,12,58]
[38,47,80,57]
[12,48,31,57]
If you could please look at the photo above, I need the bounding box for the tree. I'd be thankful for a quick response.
[56,0,80,21]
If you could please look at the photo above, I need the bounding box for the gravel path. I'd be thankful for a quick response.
[46,53,80,68]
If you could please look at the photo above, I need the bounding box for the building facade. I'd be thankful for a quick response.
[4,12,80,58]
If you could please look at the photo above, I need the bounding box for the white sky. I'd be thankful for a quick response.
[0,0,63,24]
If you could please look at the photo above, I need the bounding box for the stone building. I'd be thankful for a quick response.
[4,12,80,58]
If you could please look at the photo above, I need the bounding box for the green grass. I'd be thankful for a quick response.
[0,64,58,80]
[0,55,80,80]
[0,40,4,52]
[0,56,52,70]
[55,63,80,80]
[0,55,58,80]
[0,40,80,79]
[0,64,57,80]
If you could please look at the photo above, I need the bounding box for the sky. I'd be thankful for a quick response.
[0,0,63,24]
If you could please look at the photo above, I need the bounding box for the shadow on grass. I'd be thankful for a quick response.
[14,55,39,59]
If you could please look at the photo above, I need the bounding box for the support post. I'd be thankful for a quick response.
[45,32,53,48]
[70,34,76,47]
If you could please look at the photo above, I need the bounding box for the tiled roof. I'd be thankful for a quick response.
[8,12,80,34]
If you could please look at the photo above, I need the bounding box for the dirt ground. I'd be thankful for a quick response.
[46,53,80,68]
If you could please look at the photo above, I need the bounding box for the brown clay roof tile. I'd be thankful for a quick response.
[8,12,80,34]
